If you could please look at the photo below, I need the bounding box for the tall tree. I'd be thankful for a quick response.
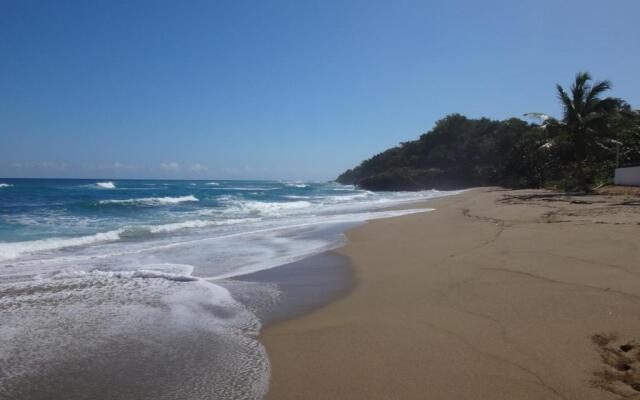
[550,72,621,190]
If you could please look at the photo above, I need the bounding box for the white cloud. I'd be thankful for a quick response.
[190,163,208,172]
[10,161,69,170]
[159,162,180,172]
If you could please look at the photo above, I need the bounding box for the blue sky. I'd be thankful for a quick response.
[1,0,639,180]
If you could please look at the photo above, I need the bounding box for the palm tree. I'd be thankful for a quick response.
[527,72,622,191]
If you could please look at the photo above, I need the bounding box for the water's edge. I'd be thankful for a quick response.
[231,251,354,328]
[1,179,459,399]
[233,199,442,399]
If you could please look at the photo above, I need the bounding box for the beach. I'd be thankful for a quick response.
[262,187,640,399]
[0,180,458,400]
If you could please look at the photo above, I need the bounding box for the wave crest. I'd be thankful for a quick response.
[46,266,198,282]
[0,218,259,261]
[223,200,312,216]
[145,218,259,234]
[99,195,199,206]
[0,230,124,261]
[96,181,116,189]
[285,182,308,188]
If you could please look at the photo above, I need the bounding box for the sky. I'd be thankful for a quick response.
[1,0,639,181]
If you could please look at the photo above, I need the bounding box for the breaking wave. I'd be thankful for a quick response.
[0,230,124,261]
[222,199,312,216]
[284,182,308,188]
[0,218,261,261]
[95,181,116,189]
[44,265,199,282]
[99,195,199,206]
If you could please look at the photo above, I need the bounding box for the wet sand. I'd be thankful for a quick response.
[261,187,640,399]
[235,252,353,326]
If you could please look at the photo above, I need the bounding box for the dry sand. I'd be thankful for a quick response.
[261,188,640,399]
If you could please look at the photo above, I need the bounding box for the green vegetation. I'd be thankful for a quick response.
[337,72,640,192]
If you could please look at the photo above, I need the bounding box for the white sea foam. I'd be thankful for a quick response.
[96,181,116,189]
[203,208,436,280]
[145,218,260,234]
[206,182,220,186]
[330,187,355,191]
[223,187,274,191]
[99,195,199,206]
[283,195,314,200]
[0,189,461,264]
[0,183,12,188]
[0,264,270,399]
[0,229,124,261]
[324,192,373,203]
[11,208,435,280]
[0,218,262,261]
[45,265,198,282]
[285,182,308,188]
[223,199,312,216]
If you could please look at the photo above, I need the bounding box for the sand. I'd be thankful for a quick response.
[261,188,640,399]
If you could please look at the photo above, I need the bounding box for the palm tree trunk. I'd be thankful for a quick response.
[575,161,588,192]
[574,128,589,192]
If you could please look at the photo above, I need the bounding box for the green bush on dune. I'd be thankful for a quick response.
[337,72,640,192]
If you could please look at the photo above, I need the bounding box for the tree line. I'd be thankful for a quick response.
[336,72,640,192]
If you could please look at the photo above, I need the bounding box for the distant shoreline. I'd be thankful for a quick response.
[261,187,640,399]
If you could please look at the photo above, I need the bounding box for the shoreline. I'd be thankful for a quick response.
[260,187,640,399]
[232,251,355,327]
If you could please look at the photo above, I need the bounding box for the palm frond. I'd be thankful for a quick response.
[556,84,578,124]
[588,80,611,98]
[585,80,612,109]
[573,72,591,90]
[571,72,591,113]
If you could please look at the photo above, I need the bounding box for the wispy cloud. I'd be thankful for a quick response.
[190,163,208,172]
[159,162,180,172]
[10,161,69,170]
[97,162,136,171]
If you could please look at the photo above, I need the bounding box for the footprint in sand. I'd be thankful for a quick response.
[591,333,640,397]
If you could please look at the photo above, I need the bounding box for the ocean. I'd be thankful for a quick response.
[0,179,458,399]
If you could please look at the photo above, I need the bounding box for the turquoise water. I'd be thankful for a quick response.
[0,178,457,400]
[0,179,451,276]
[0,179,368,244]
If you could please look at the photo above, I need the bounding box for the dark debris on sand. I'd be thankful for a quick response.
[591,333,640,398]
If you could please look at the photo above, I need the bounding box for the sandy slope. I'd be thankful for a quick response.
[261,188,640,399]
